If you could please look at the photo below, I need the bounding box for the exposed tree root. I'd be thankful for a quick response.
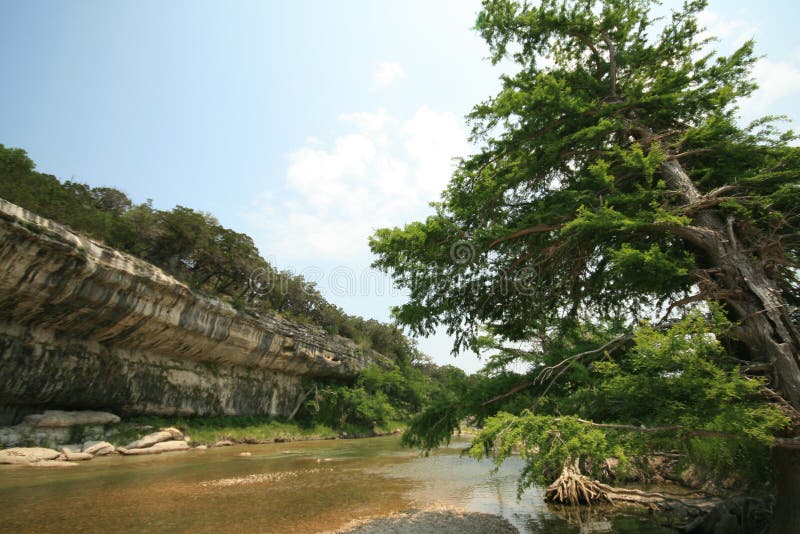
[544,462,718,516]
[544,463,612,505]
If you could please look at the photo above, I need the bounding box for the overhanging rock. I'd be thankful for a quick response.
[0,199,373,419]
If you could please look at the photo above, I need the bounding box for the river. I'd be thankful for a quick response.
[0,436,673,533]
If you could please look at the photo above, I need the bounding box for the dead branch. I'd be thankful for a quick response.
[707,184,741,198]
[666,147,713,160]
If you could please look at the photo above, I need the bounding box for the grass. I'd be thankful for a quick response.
[111,415,406,446]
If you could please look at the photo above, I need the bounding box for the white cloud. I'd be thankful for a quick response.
[247,107,470,263]
[404,106,469,197]
[340,108,390,133]
[744,59,800,115]
[371,61,404,88]
[696,9,757,50]
[692,10,800,119]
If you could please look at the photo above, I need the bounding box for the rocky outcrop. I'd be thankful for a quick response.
[0,409,121,448]
[0,199,374,420]
[24,410,121,428]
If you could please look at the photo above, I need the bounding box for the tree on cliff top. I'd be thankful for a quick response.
[370,0,800,526]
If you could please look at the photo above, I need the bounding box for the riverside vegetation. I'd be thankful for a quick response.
[3,0,800,531]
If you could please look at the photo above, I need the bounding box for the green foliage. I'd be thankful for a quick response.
[303,362,451,432]
[370,0,799,353]
[470,413,618,486]
[467,313,788,489]
[113,415,340,445]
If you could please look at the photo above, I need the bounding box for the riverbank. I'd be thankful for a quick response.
[112,415,406,447]
[0,410,409,467]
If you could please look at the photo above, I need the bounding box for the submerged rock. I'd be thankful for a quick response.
[62,451,93,462]
[28,460,79,468]
[334,508,518,534]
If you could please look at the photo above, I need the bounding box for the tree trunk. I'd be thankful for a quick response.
[659,154,800,532]
[287,385,315,421]
[772,447,800,534]
[659,158,800,408]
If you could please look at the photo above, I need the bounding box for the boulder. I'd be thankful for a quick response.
[194,445,207,450]
[161,427,184,439]
[63,451,93,461]
[23,410,120,428]
[58,444,83,454]
[119,440,190,455]
[82,441,115,456]
[124,428,182,450]
[0,447,61,464]
[214,440,234,447]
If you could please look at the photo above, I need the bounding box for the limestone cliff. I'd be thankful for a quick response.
[0,199,373,421]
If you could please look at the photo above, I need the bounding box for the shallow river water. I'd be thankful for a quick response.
[0,436,673,533]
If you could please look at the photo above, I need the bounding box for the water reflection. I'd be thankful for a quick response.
[0,436,671,533]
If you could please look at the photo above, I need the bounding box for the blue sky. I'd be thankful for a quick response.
[2,0,799,373]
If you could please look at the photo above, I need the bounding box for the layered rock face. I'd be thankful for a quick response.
[0,199,371,420]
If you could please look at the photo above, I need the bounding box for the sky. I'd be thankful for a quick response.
[2,0,799,373]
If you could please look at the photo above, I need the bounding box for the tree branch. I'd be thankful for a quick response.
[568,30,602,72]
[535,333,633,385]
[569,418,735,439]
[665,148,713,160]
[488,223,563,248]
[482,334,632,407]
[600,31,618,100]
